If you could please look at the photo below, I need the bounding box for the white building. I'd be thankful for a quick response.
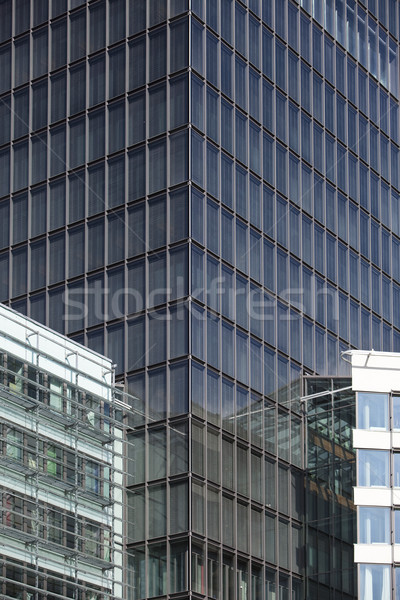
[345,350,400,600]
[0,304,132,599]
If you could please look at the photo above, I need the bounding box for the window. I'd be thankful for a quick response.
[30,188,46,238]
[13,142,28,191]
[31,135,47,185]
[70,11,86,62]
[109,46,126,98]
[49,234,65,284]
[52,19,67,70]
[6,428,23,461]
[359,506,390,544]
[170,75,188,129]
[50,127,66,177]
[170,18,188,73]
[358,450,389,487]
[90,0,105,52]
[149,139,166,193]
[108,157,125,208]
[357,392,389,430]
[149,27,166,82]
[31,241,46,290]
[89,55,105,107]
[170,130,189,187]
[51,72,66,123]
[109,0,125,43]
[85,460,101,494]
[15,37,30,87]
[88,219,104,271]
[359,565,390,600]
[149,83,166,137]
[89,110,105,161]
[393,397,400,431]
[130,36,146,89]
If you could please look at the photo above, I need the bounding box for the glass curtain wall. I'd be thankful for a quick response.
[1,0,400,597]
[305,377,356,600]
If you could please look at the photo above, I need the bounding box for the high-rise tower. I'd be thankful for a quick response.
[1,0,400,597]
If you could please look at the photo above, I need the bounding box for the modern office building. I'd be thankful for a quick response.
[0,0,400,597]
[0,302,133,599]
[345,350,400,600]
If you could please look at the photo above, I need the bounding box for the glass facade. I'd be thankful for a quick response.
[305,377,356,600]
[1,0,400,597]
[0,303,129,599]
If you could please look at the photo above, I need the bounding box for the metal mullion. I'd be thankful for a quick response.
[188,15,193,191]
[83,10,89,222]
[166,22,172,424]
[11,0,16,39]
[124,97,129,208]
[65,121,71,225]
[166,19,171,184]
[44,222,50,327]
[8,178,13,315]
[144,428,149,597]
[145,31,150,198]
[26,196,32,295]
[122,263,128,378]
[166,424,171,594]
[104,0,110,210]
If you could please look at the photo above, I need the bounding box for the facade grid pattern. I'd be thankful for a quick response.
[0,0,400,598]
[0,303,135,600]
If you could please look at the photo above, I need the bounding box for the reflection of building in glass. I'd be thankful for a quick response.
[303,377,356,600]
[0,304,133,599]
[346,351,400,600]
[126,375,305,599]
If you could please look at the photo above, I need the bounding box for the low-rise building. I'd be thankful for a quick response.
[0,304,131,599]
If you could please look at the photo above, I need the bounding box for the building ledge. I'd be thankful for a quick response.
[354,543,392,564]
[0,524,37,544]
[353,429,391,450]
[354,487,392,506]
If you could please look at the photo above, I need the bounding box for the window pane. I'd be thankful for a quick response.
[13,194,28,244]
[170,75,188,129]
[90,0,105,52]
[170,18,188,73]
[358,450,389,487]
[50,127,66,177]
[149,27,167,82]
[149,139,166,194]
[359,507,390,543]
[109,46,126,98]
[109,0,126,44]
[357,392,389,430]
[129,36,146,89]
[70,11,86,62]
[89,55,105,107]
[51,72,66,123]
[52,20,67,70]
[33,28,48,78]
[32,81,48,130]
[13,142,28,191]
[360,565,390,600]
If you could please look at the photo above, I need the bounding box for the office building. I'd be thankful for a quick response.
[0,0,400,597]
[0,303,133,599]
[346,350,400,600]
